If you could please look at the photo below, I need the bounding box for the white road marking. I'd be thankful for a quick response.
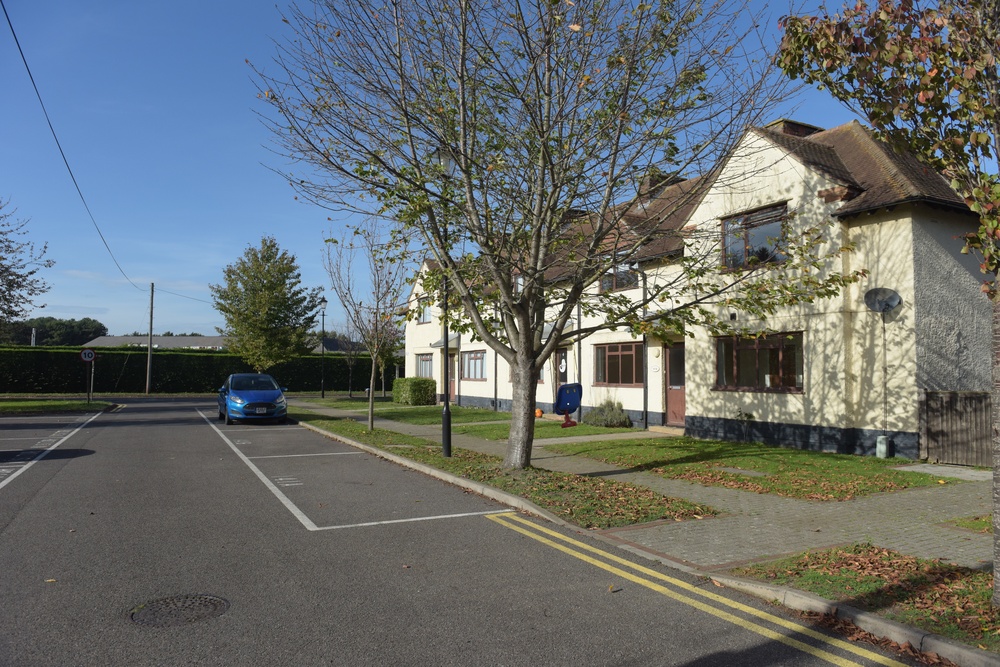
[0,413,103,492]
[0,439,61,443]
[313,510,511,531]
[248,452,364,460]
[198,409,508,532]
[199,409,320,530]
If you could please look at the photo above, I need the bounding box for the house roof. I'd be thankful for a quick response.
[757,120,970,219]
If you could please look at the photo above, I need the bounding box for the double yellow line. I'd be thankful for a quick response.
[487,512,906,667]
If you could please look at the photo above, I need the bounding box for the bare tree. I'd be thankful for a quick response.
[256,0,860,468]
[325,217,413,429]
[331,322,361,398]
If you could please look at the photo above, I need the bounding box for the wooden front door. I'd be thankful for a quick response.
[665,344,685,426]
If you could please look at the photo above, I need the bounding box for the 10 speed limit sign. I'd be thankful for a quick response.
[80,349,95,363]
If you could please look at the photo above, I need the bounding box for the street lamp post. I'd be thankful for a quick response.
[320,297,328,399]
[442,251,452,458]
[435,147,456,458]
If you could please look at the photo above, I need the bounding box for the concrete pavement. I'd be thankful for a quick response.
[290,399,999,666]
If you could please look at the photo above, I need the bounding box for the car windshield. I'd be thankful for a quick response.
[231,376,278,392]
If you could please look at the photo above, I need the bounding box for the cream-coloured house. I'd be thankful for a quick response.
[403,119,991,462]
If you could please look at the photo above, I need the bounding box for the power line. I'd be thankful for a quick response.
[1,0,141,290]
[3,0,218,312]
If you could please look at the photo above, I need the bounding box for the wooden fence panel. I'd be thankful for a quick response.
[920,391,991,467]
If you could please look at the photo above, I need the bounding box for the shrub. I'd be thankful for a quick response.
[392,377,436,405]
[582,398,633,428]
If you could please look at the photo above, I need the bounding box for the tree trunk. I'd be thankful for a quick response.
[503,360,539,469]
[992,298,1000,605]
[368,361,377,431]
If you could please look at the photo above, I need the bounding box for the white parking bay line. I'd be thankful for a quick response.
[0,413,103,492]
[198,409,510,533]
[198,409,319,531]
[248,452,364,460]
[314,510,511,531]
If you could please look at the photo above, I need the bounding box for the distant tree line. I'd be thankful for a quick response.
[0,317,108,346]
[121,331,205,337]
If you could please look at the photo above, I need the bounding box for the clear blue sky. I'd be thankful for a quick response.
[2,0,859,337]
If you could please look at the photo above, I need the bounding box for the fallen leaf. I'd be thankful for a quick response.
[45,579,56,583]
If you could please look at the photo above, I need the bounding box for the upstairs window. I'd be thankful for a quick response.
[600,262,639,292]
[417,300,432,324]
[722,203,787,269]
[715,332,803,391]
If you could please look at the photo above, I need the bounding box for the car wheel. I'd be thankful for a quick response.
[218,408,224,421]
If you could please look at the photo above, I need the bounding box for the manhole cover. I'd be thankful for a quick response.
[127,594,230,627]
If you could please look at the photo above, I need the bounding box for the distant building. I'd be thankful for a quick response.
[83,335,228,350]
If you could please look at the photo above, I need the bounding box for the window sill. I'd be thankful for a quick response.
[712,386,803,394]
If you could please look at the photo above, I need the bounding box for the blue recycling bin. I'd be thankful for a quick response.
[555,383,581,428]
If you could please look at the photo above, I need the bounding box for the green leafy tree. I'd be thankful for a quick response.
[778,0,1000,603]
[210,236,323,372]
[0,199,53,323]
[6,316,109,345]
[255,0,861,469]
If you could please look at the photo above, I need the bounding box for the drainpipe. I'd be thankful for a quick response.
[634,263,649,430]
[576,302,583,421]
[493,306,499,411]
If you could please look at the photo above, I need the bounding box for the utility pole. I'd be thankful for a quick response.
[146,283,153,395]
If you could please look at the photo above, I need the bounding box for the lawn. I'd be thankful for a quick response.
[293,394,397,410]
[372,405,509,425]
[295,397,509,425]
[733,543,1000,654]
[954,515,992,534]
[452,419,637,440]
[289,407,716,529]
[0,398,113,414]
[545,436,942,500]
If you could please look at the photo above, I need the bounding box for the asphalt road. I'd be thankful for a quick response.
[0,399,915,666]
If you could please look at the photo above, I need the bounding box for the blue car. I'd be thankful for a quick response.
[217,373,288,425]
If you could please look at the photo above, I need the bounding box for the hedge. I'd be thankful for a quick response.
[0,346,401,394]
[392,377,436,405]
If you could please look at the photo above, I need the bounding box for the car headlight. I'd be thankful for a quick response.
[275,396,286,407]
[231,395,246,405]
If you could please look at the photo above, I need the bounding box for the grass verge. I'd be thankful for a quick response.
[953,515,992,534]
[547,437,943,500]
[368,405,509,425]
[290,395,395,410]
[0,398,113,414]
[733,543,999,653]
[452,419,636,440]
[290,408,716,529]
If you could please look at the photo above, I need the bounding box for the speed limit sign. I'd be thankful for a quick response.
[80,349,95,362]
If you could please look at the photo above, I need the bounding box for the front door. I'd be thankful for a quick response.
[556,348,569,384]
[665,344,685,426]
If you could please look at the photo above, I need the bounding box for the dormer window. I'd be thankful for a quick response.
[599,259,639,293]
[722,203,787,269]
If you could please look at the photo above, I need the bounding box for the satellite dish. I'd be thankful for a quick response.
[864,288,902,314]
